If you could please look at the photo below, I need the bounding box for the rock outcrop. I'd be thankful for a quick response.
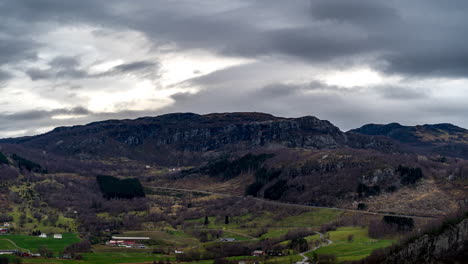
[383,218,468,264]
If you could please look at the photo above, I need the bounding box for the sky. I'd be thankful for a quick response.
[1,0,468,138]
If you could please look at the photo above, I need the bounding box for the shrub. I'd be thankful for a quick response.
[357,203,367,210]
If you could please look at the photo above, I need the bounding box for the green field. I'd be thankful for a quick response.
[6,233,80,254]
[0,239,18,250]
[306,227,395,263]
[17,252,174,264]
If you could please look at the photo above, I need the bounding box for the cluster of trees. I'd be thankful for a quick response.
[96,175,145,199]
[383,216,414,232]
[11,154,47,173]
[37,245,54,258]
[0,152,9,165]
[0,256,22,264]
[357,183,381,198]
[189,153,274,180]
[368,216,414,238]
[397,165,423,185]
[0,213,13,222]
[245,168,282,197]
[63,240,92,259]
[288,237,309,252]
[263,179,288,200]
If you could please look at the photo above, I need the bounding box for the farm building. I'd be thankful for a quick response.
[39,233,47,238]
[252,250,265,256]
[0,250,18,255]
[111,236,150,240]
[107,236,150,248]
[0,228,9,235]
[54,234,62,239]
[220,237,236,242]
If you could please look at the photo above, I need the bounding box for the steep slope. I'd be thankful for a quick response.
[356,214,468,264]
[0,112,348,165]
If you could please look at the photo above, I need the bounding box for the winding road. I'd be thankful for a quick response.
[298,231,333,263]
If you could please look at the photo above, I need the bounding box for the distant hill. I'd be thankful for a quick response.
[350,122,468,158]
[351,123,468,144]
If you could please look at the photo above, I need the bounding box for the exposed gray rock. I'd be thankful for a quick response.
[383,218,468,264]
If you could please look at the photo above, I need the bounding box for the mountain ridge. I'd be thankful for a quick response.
[0,112,349,165]
[3,112,468,163]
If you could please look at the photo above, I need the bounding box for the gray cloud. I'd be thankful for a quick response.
[3,0,468,77]
[25,56,159,81]
[309,0,399,27]
[259,81,361,98]
[0,36,39,67]
[104,61,160,79]
[0,106,164,138]
[0,70,12,83]
[376,85,430,100]
[1,0,468,137]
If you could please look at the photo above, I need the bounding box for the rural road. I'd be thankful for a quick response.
[149,186,437,219]
[298,232,333,263]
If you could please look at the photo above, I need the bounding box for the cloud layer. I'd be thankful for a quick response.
[1,0,468,137]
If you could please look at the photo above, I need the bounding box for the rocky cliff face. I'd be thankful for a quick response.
[0,112,348,164]
[383,218,468,264]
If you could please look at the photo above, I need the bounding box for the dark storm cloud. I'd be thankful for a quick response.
[1,0,468,137]
[3,0,468,78]
[309,0,399,26]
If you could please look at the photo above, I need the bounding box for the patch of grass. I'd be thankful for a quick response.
[17,253,174,264]
[260,229,290,239]
[275,209,343,228]
[305,227,395,263]
[6,233,80,254]
[0,239,18,250]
